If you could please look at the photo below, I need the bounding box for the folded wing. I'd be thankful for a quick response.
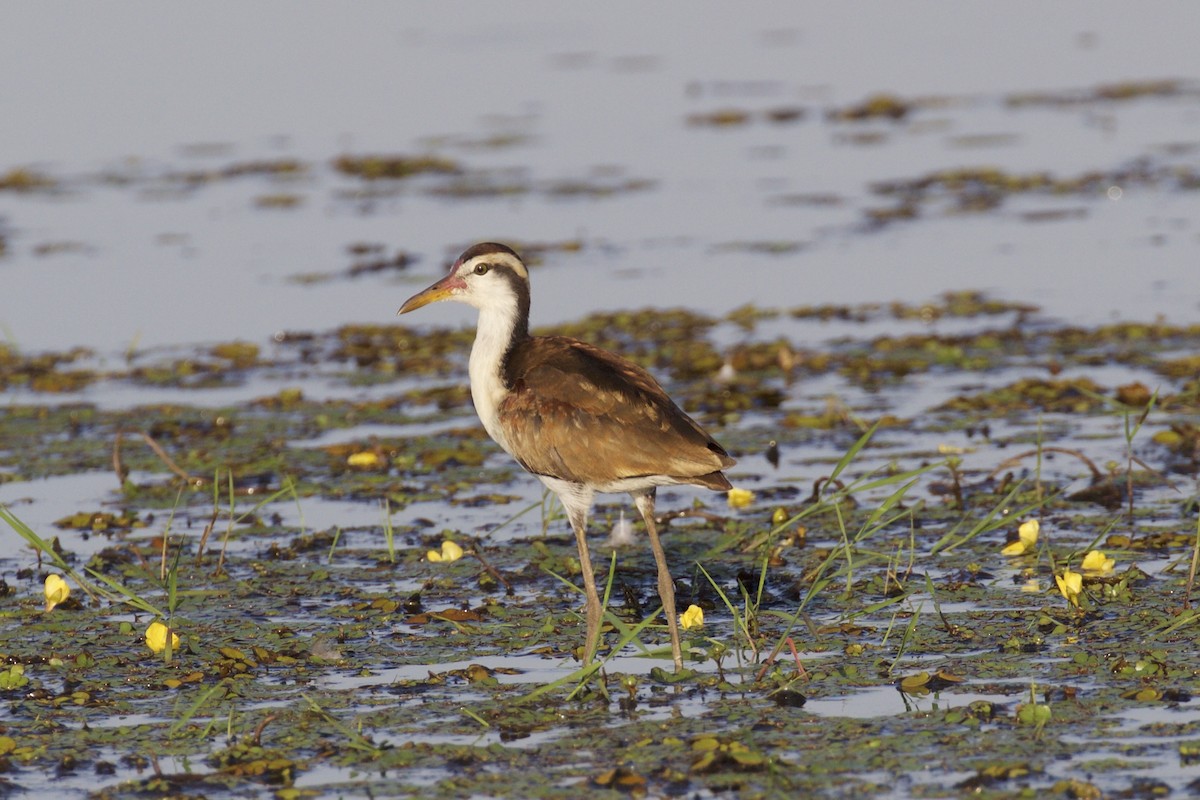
[499,337,733,489]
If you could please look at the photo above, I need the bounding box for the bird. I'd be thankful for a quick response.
[398,242,735,671]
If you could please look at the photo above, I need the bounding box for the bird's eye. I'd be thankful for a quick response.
[473,262,490,276]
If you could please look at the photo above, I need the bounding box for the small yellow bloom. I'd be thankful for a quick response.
[679,604,704,631]
[1055,569,1083,608]
[145,621,181,654]
[727,488,754,509]
[1001,519,1039,556]
[347,451,382,468]
[1081,550,1115,574]
[426,540,464,563]
[44,574,70,613]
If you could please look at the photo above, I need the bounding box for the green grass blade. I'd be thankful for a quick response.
[0,505,106,604]
[168,681,230,737]
[827,421,880,485]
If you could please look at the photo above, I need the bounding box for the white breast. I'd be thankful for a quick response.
[467,302,520,455]
[469,348,511,453]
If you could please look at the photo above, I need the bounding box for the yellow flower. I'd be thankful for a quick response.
[44,574,70,613]
[1001,519,1039,556]
[1055,569,1083,608]
[1081,550,1115,574]
[426,540,464,563]
[679,604,704,631]
[347,451,382,467]
[145,621,181,654]
[727,488,754,509]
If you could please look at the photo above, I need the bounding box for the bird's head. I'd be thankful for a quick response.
[398,242,530,318]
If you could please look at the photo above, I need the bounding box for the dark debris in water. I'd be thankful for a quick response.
[167,158,308,188]
[865,160,1200,227]
[0,344,98,393]
[682,79,1200,133]
[0,167,58,192]
[333,154,462,180]
[1006,78,1197,107]
[828,92,917,122]
[686,106,807,127]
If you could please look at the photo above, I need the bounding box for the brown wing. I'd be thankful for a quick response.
[499,336,733,488]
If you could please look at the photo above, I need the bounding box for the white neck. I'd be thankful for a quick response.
[468,301,521,454]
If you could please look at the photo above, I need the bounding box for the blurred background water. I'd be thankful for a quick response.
[1,1,1197,356]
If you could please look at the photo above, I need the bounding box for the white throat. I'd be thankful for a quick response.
[468,301,521,455]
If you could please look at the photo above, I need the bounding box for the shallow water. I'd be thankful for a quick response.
[3,4,1199,356]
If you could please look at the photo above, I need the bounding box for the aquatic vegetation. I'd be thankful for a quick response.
[828,92,915,121]
[0,167,57,192]
[332,154,461,180]
[1,298,1199,797]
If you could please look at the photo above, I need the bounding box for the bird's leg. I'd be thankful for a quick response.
[634,490,683,671]
[567,505,603,665]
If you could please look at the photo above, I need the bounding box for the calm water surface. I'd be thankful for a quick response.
[1,2,1197,356]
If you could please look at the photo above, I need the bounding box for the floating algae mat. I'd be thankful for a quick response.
[1,303,1199,798]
